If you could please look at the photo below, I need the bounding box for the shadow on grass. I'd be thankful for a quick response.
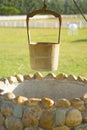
[72,39,87,43]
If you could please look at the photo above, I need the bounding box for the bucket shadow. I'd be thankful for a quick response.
[72,39,87,43]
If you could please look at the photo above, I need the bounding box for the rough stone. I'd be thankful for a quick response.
[0,99,3,109]
[44,73,56,79]
[55,99,71,108]
[0,113,5,125]
[24,74,33,80]
[12,96,28,104]
[8,76,18,84]
[22,108,39,127]
[67,75,77,81]
[1,92,15,101]
[82,110,87,123]
[70,98,84,107]
[5,116,23,130]
[70,98,86,112]
[53,125,70,130]
[29,106,42,120]
[77,76,84,82]
[74,124,87,130]
[56,73,68,80]
[24,127,38,130]
[82,93,87,104]
[41,97,54,109]
[65,108,82,126]
[39,110,55,129]
[25,98,41,107]
[13,104,23,118]
[16,74,24,82]
[0,126,7,130]
[56,109,67,126]
[77,105,86,112]
[34,72,43,79]
[84,78,87,84]
[4,78,9,85]
[38,127,44,130]
[1,102,13,116]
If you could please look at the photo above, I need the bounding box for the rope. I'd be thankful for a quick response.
[73,0,87,22]
[43,0,47,9]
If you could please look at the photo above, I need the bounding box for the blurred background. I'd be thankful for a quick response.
[0,0,87,78]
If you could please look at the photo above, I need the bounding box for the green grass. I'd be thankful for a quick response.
[0,27,87,78]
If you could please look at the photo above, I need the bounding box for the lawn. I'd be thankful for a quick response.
[0,27,87,78]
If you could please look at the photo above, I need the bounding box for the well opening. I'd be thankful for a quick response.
[1,73,87,100]
[1,75,87,100]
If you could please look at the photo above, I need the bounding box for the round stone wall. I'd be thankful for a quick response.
[0,72,87,130]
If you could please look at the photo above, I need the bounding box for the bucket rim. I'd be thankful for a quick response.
[30,42,60,45]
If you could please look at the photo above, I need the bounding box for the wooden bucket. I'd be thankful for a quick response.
[26,9,61,71]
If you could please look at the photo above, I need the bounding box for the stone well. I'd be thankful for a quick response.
[0,72,87,130]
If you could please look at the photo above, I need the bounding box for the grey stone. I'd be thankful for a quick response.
[82,111,87,123]
[74,124,87,130]
[0,126,7,130]
[24,127,39,130]
[1,101,13,116]
[0,113,5,125]
[5,116,23,130]
[56,108,67,126]
[13,104,23,118]
[0,99,3,108]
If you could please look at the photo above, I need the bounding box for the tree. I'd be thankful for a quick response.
[0,0,87,15]
[0,6,20,15]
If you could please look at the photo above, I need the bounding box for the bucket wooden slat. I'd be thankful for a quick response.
[29,42,60,70]
[26,8,61,71]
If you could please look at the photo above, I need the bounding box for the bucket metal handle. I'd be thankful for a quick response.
[26,8,62,45]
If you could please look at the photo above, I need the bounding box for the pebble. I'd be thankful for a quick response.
[24,74,33,80]
[1,102,13,116]
[39,110,55,129]
[44,73,56,79]
[67,75,77,80]
[82,110,87,123]
[0,126,7,130]
[12,96,28,104]
[41,97,54,109]
[77,76,84,82]
[70,98,84,107]
[74,123,87,130]
[22,108,39,127]
[24,127,38,130]
[55,98,71,108]
[0,113,5,125]
[5,116,23,130]
[13,104,23,118]
[25,98,41,107]
[34,72,43,79]
[16,74,24,82]
[1,92,15,101]
[8,76,18,84]
[65,108,82,126]
[53,125,70,130]
[56,109,67,126]
[82,93,87,104]
[56,73,68,80]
